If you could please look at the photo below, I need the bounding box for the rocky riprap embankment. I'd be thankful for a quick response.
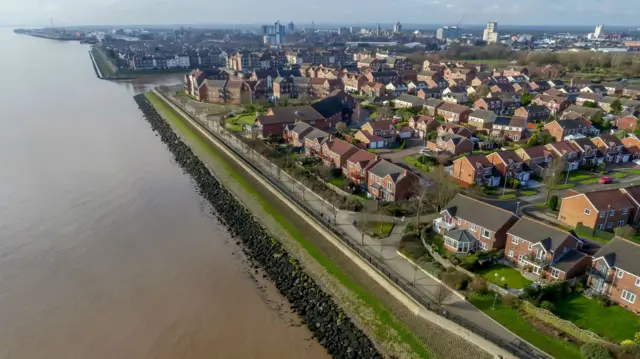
[134,94,382,359]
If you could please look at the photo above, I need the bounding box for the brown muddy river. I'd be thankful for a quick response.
[0,29,328,359]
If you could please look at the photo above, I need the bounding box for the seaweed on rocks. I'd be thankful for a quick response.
[133,94,382,359]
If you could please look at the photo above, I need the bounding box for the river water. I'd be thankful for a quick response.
[0,29,328,359]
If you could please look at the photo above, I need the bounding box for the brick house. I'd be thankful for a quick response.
[417,70,441,82]
[486,150,531,184]
[544,119,596,142]
[437,123,473,138]
[426,134,473,156]
[621,186,640,224]
[344,150,380,186]
[491,83,516,93]
[342,73,368,93]
[587,237,640,313]
[558,189,635,231]
[474,97,503,114]
[515,145,553,176]
[571,137,603,165]
[257,106,325,137]
[563,105,603,122]
[393,94,425,109]
[424,98,445,116]
[532,94,570,115]
[434,194,518,253]
[617,115,639,132]
[504,217,588,281]
[529,80,551,92]
[451,155,501,187]
[491,116,527,141]
[575,92,603,107]
[366,160,418,201]
[303,128,332,156]
[514,105,550,123]
[354,130,387,149]
[273,77,297,99]
[283,122,313,146]
[601,82,626,96]
[365,71,399,85]
[311,90,358,125]
[417,88,444,100]
[437,102,471,123]
[361,120,396,139]
[622,85,640,98]
[591,135,629,164]
[321,139,359,170]
[503,66,529,77]
[545,141,582,171]
[467,109,497,130]
[409,115,439,138]
[622,137,640,160]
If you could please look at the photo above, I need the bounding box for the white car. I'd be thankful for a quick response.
[633,159,640,166]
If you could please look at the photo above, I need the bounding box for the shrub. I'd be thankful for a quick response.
[502,295,520,309]
[574,281,584,294]
[595,295,611,307]
[548,195,559,211]
[403,222,415,234]
[468,278,488,294]
[511,179,520,189]
[540,301,556,313]
[440,271,470,290]
[580,342,613,359]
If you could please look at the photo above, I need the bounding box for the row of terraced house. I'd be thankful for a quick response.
[434,193,640,313]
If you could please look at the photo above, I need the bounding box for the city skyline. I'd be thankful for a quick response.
[1,0,639,28]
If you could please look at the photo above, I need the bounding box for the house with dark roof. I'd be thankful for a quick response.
[545,141,582,171]
[303,128,332,156]
[587,237,640,312]
[515,145,553,176]
[437,102,471,123]
[283,122,314,147]
[426,134,473,156]
[474,97,504,114]
[621,186,640,224]
[451,155,501,187]
[467,109,497,130]
[345,150,381,186]
[434,194,518,253]
[486,150,531,184]
[393,94,425,109]
[311,90,357,125]
[491,116,527,141]
[562,104,603,121]
[258,106,326,137]
[544,119,597,143]
[366,160,418,201]
[558,189,635,231]
[570,137,603,166]
[424,98,445,116]
[409,115,438,139]
[532,94,570,115]
[504,217,587,281]
[437,123,473,138]
[591,135,629,164]
[514,105,550,123]
[321,139,359,170]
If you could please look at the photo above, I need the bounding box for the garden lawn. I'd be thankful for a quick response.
[623,169,640,175]
[468,292,581,359]
[498,194,516,200]
[225,114,256,132]
[476,264,533,289]
[519,190,537,196]
[567,171,596,181]
[364,222,394,238]
[579,178,600,185]
[328,176,347,187]
[554,294,640,343]
[611,172,628,179]
[554,183,575,190]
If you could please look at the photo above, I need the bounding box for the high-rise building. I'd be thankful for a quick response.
[594,25,604,39]
[436,27,444,40]
[393,22,402,33]
[350,26,361,34]
[262,20,286,45]
[482,22,499,44]
[376,24,381,36]
[338,27,350,35]
[287,21,295,34]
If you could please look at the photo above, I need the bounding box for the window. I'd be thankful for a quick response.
[387,182,392,190]
[479,242,488,250]
[600,212,606,218]
[458,218,462,225]
[470,223,476,230]
[508,249,514,258]
[607,222,613,229]
[609,210,615,216]
[584,208,591,215]
[622,290,636,304]
[518,254,525,264]
[511,236,519,245]
[597,224,604,230]
[636,277,640,287]
[618,220,625,226]
[482,229,491,239]
[618,270,624,279]
[528,242,533,250]
[370,173,374,180]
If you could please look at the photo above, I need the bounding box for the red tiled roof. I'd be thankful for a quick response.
[326,139,357,156]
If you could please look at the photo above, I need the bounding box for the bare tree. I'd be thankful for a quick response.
[543,157,566,204]
[428,166,460,212]
[410,182,430,230]
[378,105,392,119]
[335,122,348,132]
[435,281,453,305]
[357,201,376,246]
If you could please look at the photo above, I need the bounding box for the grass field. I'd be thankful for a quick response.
[554,294,640,343]
[364,222,394,238]
[469,292,581,359]
[623,169,640,175]
[144,91,432,358]
[225,114,256,132]
[462,59,511,68]
[477,264,533,289]
[91,47,116,78]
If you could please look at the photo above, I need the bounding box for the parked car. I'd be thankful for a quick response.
[598,176,613,184]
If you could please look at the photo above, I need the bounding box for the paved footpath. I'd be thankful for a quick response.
[157,91,549,359]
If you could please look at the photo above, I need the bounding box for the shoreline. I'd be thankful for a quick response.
[133,93,386,359]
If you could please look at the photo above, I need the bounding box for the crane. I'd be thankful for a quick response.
[454,15,465,38]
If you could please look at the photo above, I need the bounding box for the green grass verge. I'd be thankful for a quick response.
[554,294,640,343]
[498,194,516,200]
[579,178,600,185]
[469,292,581,359]
[328,176,347,187]
[610,172,628,179]
[144,92,432,358]
[476,264,533,289]
[622,169,640,175]
[225,114,256,132]
[364,222,394,238]
[567,172,595,181]
[91,48,116,77]
[553,183,575,190]
[519,190,537,196]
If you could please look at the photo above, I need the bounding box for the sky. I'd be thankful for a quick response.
[1,0,638,27]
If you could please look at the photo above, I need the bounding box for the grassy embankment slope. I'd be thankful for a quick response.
[143,91,433,359]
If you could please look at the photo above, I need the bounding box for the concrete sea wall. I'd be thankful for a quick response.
[133,94,382,359]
